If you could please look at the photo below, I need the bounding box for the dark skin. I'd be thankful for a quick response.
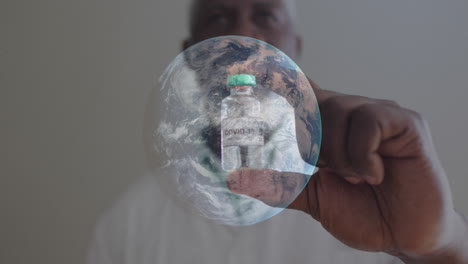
[184,0,468,263]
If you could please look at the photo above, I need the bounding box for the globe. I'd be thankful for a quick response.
[144,36,321,226]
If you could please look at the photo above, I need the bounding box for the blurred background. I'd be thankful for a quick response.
[2,0,467,263]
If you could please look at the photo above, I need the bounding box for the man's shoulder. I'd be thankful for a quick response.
[115,173,161,207]
[95,172,166,229]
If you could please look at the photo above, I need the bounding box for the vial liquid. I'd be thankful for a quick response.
[221,74,264,171]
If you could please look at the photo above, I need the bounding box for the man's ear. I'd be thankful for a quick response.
[182,38,194,51]
[295,35,303,59]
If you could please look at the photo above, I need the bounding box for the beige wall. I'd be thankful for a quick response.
[2,0,467,263]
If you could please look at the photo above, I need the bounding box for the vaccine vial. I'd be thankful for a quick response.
[221,74,264,171]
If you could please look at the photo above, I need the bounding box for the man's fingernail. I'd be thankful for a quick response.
[345,176,365,184]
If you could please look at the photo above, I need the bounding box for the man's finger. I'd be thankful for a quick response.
[227,169,307,208]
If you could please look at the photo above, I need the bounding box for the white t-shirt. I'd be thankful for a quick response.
[87,173,402,264]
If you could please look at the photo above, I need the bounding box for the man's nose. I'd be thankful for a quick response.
[230,17,266,42]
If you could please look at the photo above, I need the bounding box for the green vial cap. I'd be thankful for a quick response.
[227,74,256,87]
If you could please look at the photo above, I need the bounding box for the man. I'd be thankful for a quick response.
[88,0,468,263]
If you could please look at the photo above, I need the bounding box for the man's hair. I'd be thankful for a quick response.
[188,0,298,34]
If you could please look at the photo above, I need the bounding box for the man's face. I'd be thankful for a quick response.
[186,0,301,60]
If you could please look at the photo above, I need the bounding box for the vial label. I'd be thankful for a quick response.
[222,117,264,147]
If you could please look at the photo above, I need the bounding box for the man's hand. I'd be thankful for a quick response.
[227,79,468,263]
